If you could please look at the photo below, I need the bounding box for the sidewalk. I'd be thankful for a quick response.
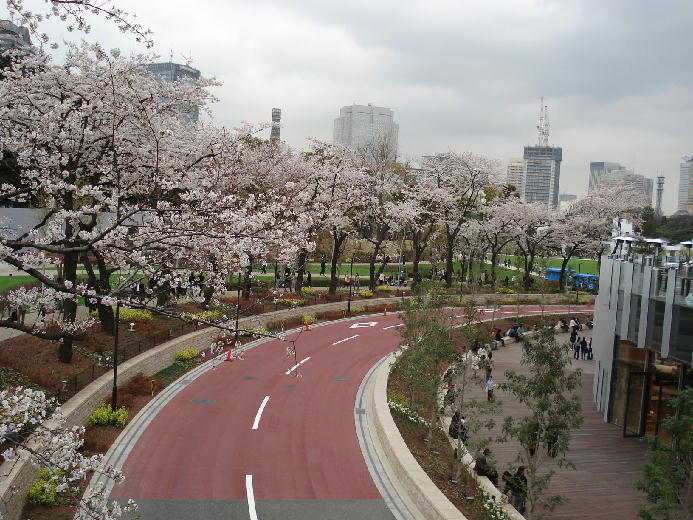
[465,329,647,519]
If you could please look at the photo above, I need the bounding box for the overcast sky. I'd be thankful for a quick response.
[4,0,693,213]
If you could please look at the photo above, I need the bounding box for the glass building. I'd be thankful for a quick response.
[592,250,693,441]
[144,62,201,122]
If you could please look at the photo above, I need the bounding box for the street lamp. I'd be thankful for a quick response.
[348,242,362,314]
[111,299,121,412]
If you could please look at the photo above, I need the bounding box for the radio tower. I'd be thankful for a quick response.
[537,97,550,146]
[655,175,665,217]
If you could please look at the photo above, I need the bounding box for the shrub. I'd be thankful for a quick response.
[89,307,153,322]
[27,469,62,506]
[300,287,317,296]
[302,315,315,325]
[358,289,373,298]
[497,287,514,294]
[175,348,199,363]
[124,373,154,396]
[189,309,225,322]
[88,402,128,428]
[375,285,392,293]
[577,298,591,305]
[275,297,305,307]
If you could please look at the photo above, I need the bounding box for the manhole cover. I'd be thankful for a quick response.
[191,398,216,405]
[285,384,298,389]
[242,376,257,380]
[331,376,349,381]
[355,408,366,415]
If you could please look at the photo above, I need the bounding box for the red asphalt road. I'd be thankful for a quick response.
[111,305,586,502]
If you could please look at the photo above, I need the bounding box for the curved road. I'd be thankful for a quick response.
[110,305,585,519]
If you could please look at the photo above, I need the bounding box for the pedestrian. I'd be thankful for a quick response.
[474,448,499,486]
[569,317,578,332]
[587,338,593,360]
[569,328,577,345]
[354,273,360,289]
[509,466,527,514]
[495,328,504,348]
[274,269,281,289]
[261,261,267,274]
[580,337,588,360]
[320,260,326,276]
[573,341,580,360]
[486,376,495,401]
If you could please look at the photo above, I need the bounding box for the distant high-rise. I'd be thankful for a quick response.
[655,176,665,216]
[559,193,578,207]
[588,161,622,192]
[520,98,562,207]
[506,158,525,196]
[0,20,32,51]
[333,104,398,160]
[677,155,693,215]
[144,62,201,122]
[270,108,281,142]
[599,168,654,206]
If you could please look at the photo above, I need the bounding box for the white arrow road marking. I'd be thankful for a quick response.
[251,396,270,430]
[286,356,311,375]
[349,321,379,328]
[246,474,258,520]
[332,335,359,345]
[383,324,404,330]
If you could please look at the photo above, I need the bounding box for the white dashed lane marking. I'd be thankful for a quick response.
[332,335,359,345]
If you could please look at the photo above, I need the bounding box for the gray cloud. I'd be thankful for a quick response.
[2,0,691,212]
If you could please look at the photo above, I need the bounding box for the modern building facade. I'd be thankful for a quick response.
[0,20,31,51]
[599,169,654,206]
[588,161,622,193]
[677,155,693,215]
[592,251,692,441]
[506,158,525,196]
[522,145,562,206]
[144,62,201,122]
[333,104,398,160]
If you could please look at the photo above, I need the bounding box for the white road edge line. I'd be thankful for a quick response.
[332,334,359,345]
[285,356,311,375]
[251,396,270,430]
[245,474,258,520]
[382,324,403,330]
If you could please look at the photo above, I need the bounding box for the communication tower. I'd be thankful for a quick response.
[655,175,665,216]
[537,97,550,146]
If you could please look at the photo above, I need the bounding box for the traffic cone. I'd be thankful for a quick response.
[225,348,233,361]
[383,306,387,316]
[304,320,311,331]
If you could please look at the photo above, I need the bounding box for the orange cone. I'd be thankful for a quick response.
[225,347,233,361]
[383,306,388,316]
[304,320,311,331]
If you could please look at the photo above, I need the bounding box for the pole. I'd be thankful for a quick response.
[235,271,242,344]
[111,301,120,412]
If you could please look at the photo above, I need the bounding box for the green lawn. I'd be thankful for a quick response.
[497,255,599,275]
[0,275,36,292]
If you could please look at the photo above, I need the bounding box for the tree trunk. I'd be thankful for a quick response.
[58,251,78,363]
[558,255,571,291]
[490,249,499,288]
[328,230,347,295]
[295,249,307,293]
[412,244,424,286]
[523,254,534,291]
[445,240,454,289]
[242,257,253,300]
[367,240,383,290]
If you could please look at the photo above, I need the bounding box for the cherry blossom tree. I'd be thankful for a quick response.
[421,152,494,288]
[477,201,520,287]
[1,387,137,519]
[493,199,558,290]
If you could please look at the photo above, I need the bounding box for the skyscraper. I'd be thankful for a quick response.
[677,155,693,215]
[599,169,654,206]
[517,98,562,207]
[588,161,622,193]
[333,104,398,160]
[144,62,201,122]
[0,20,32,51]
[506,158,525,196]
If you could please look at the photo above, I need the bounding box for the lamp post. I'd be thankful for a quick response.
[111,300,121,412]
[234,270,242,345]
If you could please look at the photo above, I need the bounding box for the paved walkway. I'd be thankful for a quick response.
[465,329,647,519]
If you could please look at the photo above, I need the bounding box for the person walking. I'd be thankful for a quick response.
[587,337,593,360]
[486,376,495,401]
[319,260,326,276]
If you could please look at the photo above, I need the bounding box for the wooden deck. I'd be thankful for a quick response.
[465,331,648,519]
